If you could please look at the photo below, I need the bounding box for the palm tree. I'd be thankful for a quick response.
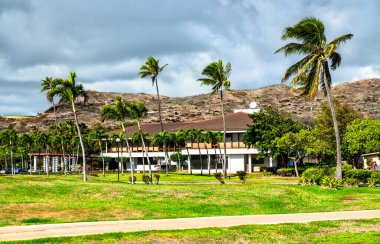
[100,96,135,182]
[204,131,215,176]
[275,17,353,180]
[139,56,168,132]
[194,129,205,175]
[40,77,59,125]
[198,60,231,176]
[1,129,18,175]
[89,129,106,177]
[174,129,186,171]
[151,131,171,176]
[139,56,171,171]
[50,72,88,181]
[185,129,197,175]
[129,102,153,181]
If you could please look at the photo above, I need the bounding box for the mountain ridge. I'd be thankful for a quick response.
[1,78,379,132]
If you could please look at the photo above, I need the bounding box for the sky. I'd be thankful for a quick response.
[0,0,379,115]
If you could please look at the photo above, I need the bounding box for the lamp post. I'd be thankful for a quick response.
[116,138,121,182]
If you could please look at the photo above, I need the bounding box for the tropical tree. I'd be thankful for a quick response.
[40,77,60,125]
[139,56,168,132]
[100,96,135,182]
[129,102,153,181]
[198,60,231,176]
[0,129,18,175]
[151,131,171,176]
[275,17,353,179]
[89,129,107,177]
[139,56,171,171]
[50,72,88,181]
[173,129,187,171]
[194,129,205,175]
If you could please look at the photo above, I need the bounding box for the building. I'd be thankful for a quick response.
[102,110,277,174]
[362,152,380,169]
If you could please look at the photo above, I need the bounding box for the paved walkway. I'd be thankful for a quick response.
[1,210,380,241]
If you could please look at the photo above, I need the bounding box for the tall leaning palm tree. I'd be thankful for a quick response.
[100,96,135,182]
[40,77,59,125]
[198,60,231,176]
[139,56,168,132]
[129,102,153,182]
[51,72,88,181]
[139,56,171,171]
[275,17,353,180]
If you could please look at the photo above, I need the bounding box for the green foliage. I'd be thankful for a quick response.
[244,107,306,159]
[198,60,231,94]
[343,178,359,188]
[344,119,380,159]
[261,170,273,176]
[276,168,294,177]
[344,169,372,183]
[321,176,342,189]
[236,171,247,181]
[154,173,160,185]
[170,153,188,163]
[129,176,137,183]
[214,172,225,184]
[300,168,324,185]
[142,174,151,184]
[368,172,380,187]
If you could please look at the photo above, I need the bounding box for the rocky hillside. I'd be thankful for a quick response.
[1,78,379,132]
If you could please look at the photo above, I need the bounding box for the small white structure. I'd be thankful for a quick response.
[233,101,261,114]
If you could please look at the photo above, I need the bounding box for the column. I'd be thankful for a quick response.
[269,156,273,167]
[46,156,50,173]
[248,154,252,173]
[188,155,192,174]
[33,156,37,173]
[208,154,211,174]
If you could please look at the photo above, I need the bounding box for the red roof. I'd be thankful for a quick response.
[109,112,252,136]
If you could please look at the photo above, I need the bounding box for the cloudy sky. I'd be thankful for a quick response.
[0,0,379,115]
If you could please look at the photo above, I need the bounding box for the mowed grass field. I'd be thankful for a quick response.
[0,173,380,227]
[3,219,380,244]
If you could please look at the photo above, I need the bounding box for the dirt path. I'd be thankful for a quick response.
[1,210,379,241]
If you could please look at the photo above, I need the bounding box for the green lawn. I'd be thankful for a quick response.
[2,219,380,243]
[0,173,379,227]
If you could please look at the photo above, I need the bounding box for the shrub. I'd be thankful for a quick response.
[321,176,341,189]
[342,164,353,177]
[236,171,247,181]
[260,166,276,173]
[214,172,225,184]
[368,172,380,187]
[300,168,323,185]
[344,169,372,183]
[154,173,160,185]
[128,175,137,183]
[343,178,359,188]
[142,174,151,184]
[276,168,294,177]
[262,170,273,176]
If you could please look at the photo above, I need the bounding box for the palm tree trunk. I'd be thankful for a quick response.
[99,142,105,177]
[198,145,203,175]
[220,90,228,176]
[205,145,210,176]
[137,121,152,183]
[154,77,170,176]
[72,102,87,182]
[214,146,218,173]
[323,71,342,180]
[186,147,192,174]
[52,99,58,125]
[121,123,134,184]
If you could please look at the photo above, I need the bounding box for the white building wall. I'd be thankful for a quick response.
[228,154,245,173]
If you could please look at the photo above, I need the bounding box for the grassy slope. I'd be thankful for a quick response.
[2,219,380,243]
[0,174,380,227]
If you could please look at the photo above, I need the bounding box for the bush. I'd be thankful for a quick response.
[344,169,372,183]
[154,173,160,185]
[368,172,380,187]
[321,176,341,189]
[262,170,273,176]
[142,174,151,184]
[343,178,359,188]
[260,166,276,173]
[276,168,294,177]
[214,172,225,184]
[128,175,136,183]
[300,168,323,185]
[236,171,247,181]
